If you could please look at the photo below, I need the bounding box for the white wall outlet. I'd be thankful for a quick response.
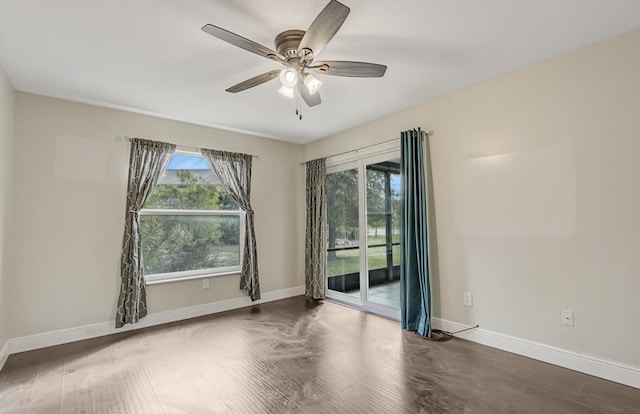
[463,291,473,307]
[561,309,574,326]
[202,279,210,289]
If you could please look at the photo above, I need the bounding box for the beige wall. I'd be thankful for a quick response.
[0,62,14,348]
[306,29,640,367]
[4,26,639,371]
[7,93,305,338]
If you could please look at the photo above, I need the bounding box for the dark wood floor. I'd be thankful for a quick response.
[1,297,639,413]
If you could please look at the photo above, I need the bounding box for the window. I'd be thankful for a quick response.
[140,151,243,284]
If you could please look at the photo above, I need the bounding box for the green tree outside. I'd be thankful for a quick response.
[326,165,401,278]
[141,170,240,275]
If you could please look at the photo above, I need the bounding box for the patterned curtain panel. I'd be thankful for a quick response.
[200,149,260,301]
[116,138,176,328]
[400,128,432,337]
[305,158,327,299]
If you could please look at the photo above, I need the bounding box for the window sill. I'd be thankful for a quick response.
[145,269,241,285]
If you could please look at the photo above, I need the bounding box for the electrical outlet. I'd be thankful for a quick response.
[463,291,473,307]
[561,309,574,326]
[202,279,210,289]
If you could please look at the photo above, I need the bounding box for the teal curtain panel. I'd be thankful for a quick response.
[400,128,431,337]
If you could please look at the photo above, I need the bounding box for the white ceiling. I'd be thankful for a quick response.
[1,1,640,143]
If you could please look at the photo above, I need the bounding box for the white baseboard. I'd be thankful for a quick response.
[432,317,640,389]
[0,340,9,371]
[6,286,305,357]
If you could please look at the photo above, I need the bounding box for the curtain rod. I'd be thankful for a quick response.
[114,136,259,159]
[299,129,433,166]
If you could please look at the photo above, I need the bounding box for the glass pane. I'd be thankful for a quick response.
[391,172,401,244]
[326,168,360,296]
[366,160,400,309]
[141,214,240,275]
[367,245,387,270]
[145,153,238,210]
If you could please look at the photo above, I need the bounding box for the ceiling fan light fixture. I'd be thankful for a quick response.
[278,85,295,98]
[279,68,298,88]
[303,73,323,95]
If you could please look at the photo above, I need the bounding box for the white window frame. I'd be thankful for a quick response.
[141,149,245,285]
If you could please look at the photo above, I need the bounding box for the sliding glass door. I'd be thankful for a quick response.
[326,164,361,297]
[365,161,401,309]
[325,148,401,319]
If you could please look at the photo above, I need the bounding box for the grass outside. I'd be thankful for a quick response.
[327,244,400,276]
[367,233,400,245]
[327,229,401,276]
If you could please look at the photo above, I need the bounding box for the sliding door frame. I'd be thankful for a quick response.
[325,140,401,320]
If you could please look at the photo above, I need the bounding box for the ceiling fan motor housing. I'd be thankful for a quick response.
[275,30,310,62]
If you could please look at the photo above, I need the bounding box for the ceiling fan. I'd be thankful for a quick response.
[201,0,387,117]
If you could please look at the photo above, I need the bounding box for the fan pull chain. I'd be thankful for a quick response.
[294,89,302,120]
